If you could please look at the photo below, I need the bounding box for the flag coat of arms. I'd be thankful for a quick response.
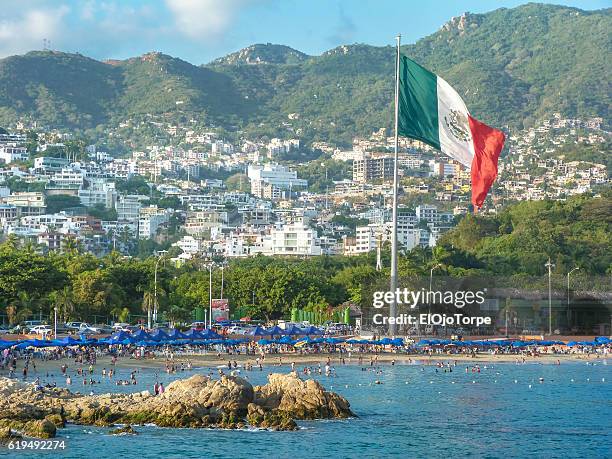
[397,55,505,209]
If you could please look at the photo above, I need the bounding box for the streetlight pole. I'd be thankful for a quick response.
[220,266,225,300]
[152,251,166,329]
[545,258,555,335]
[567,267,579,329]
[208,264,213,329]
[54,307,57,339]
[428,263,442,317]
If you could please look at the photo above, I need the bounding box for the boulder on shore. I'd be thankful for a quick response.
[0,373,353,434]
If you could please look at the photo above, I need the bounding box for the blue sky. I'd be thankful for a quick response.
[0,0,607,63]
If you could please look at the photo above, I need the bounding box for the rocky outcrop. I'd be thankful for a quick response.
[0,373,352,435]
[110,425,138,435]
[254,372,353,419]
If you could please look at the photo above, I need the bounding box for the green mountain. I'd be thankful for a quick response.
[0,3,608,144]
[210,44,310,65]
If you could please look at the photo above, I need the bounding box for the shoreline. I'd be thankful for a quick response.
[13,351,604,375]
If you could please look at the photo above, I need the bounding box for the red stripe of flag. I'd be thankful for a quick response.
[468,115,505,210]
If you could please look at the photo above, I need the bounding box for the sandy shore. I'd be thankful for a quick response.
[10,351,605,377]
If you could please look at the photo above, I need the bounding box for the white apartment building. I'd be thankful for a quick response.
[416,205,439,224]
[0,144,28,164]
[355,225,379,253]
[78,180,117,208]
[247,164,307,199]
[33,157,70,174]
[174,235,201,255]
[50,168,84,188]
[116,195,142,222]
[258,223,321,256]
[1,192,46,216]
[138,206,169,239]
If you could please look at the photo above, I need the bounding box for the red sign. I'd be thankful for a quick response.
[211,299,229,321]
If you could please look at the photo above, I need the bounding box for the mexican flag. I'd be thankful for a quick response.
[397,55,505,209]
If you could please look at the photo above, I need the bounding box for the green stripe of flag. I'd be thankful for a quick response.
[398,55,440,150]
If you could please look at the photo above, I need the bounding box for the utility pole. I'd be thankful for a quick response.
[428,264,441,317]
[545,258,555,335]
[152,251,166,328]
[208,263,213,328]
[220,265,225,300]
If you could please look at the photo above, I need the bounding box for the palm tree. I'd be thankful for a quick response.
[50,287,74,323]
[6,292,35,326]
[110,306,131,324]
[141,290,155,324]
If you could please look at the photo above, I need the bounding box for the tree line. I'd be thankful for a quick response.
[0,194,609,326]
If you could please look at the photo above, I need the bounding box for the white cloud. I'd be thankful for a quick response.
[165,0,253,39]
[0,5,69,57]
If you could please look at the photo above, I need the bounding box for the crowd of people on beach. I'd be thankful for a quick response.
[1,338,609,396]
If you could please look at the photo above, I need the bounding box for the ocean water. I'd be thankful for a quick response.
[2,360,611,459]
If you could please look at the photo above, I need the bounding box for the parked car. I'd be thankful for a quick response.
[29,325,52,336]
[91,324,113,334]
[189,322,207,331]
[24,320,47,329]
[65,322,87,331]
[0,326,9,335]
[227,325,248,335]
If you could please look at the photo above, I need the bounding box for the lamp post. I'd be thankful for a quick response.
[54,307,57,339]
[152,251,166,329]
[208,263,213,329]
[428,263,442,316]
[567,267,579,328]
[545,258,555,335]
[220,265,225,300]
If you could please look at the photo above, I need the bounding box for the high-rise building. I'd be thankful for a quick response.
[352,156,394,183]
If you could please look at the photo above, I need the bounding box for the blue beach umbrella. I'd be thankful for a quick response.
[132,329,152,341]
[285,325,304,336]
[325,337,344,344]
[0,340,16,349]
[265,325,283,336]
[200,329,221,339]
[58,336,82,346]
[149,329,169,341]
[247,326,268,336]
[166,328,188,340]
[278,335,295,344]
[302,326,323,335]
[183,329,204,339]
[109,331,131,341]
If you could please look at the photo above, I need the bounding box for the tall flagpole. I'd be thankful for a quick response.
[389,34,401,336]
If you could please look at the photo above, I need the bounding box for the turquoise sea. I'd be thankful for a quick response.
[2,360,611,459]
